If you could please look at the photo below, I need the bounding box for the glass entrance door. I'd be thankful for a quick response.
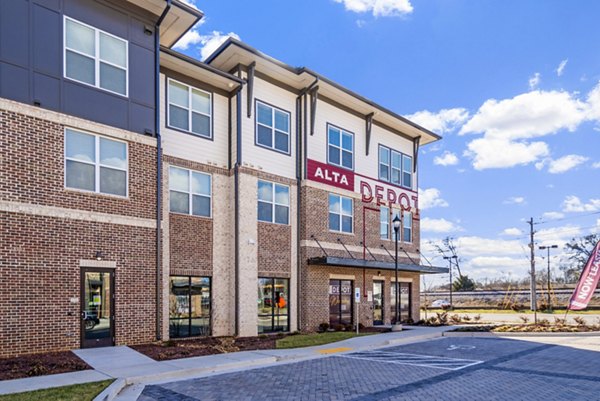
[81,269,114,348]
[373,281,384,325]
[390,282,412,324]
[329,279,353,326]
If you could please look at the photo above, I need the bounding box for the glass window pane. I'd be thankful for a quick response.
[99,63,126,95]
[170,191,189,214]
[191,172,210,196]
[66,160,95,191]
[274,110,289,132]
[257,103,272,126]
[257,125,272,147]
[66,19,95,56]
[169,81,189,108]
[169,167,189,192]
[329,212,340,231]
[274,131,288,153]
[380,164,389,181]
[403,155,412,172]
[328,194,340,213]
[191,113,210,137]
[392,152,402,168]
[342,132,352,151]
[100,167,126,196]
[328,126,340,147]
[191,89,210,114]
[275,205,289,225]
[66,51,95,85]
[328,146,340,165]
[392,169,401,185]
[99,32,126,67]
[380,147,389,164]
[258,201,273,222]
[403,172,412,188]
[192,194,210,217]
[274,185,289,205]
[99,138,126,169]
[342,150,353,169]
[342,215,352,233]
[341,197,352,216]
[258,181,273,202]
[169,105,189,131]
[66,130,95,163]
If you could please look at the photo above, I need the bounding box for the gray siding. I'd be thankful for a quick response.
[0,0,157,134]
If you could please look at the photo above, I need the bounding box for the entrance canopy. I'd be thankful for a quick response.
[308,256,448,274]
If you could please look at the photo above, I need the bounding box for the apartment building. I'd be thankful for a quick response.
[0,0,446,357]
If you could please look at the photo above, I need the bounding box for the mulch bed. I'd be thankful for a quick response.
[131,335,282,361]
[452,324,600,333]
[0,351,91,381]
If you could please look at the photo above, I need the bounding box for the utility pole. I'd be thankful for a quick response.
[528,218,537,320]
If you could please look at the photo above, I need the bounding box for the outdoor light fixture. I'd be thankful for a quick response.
[538,245,558,310]
[95,251,104,261]
[144,26,153,35]
[443,255,458,308]
[392,215,402,331]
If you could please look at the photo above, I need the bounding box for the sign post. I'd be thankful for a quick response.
[355,287,361,335]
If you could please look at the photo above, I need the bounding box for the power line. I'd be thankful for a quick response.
[534,210,600,226]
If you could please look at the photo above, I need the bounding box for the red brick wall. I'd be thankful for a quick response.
[257,222,291,277]
[0,212,156,358]
[169,213,213,276]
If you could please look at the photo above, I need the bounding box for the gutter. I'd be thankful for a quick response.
[154,0,172,341]
[234,66,244,336]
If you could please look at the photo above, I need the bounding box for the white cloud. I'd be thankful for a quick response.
[529,72,541,90]
[501,228,522,236]
[405,108,469,134]
[356,19,367,28]
[562,196,600,213]
[173,29,202,51]
[418,188,449,210]
[333,0,413,17]
[178,0,200,10]
[503,196,526,205]
[556,59,568,76]
[433,151,459,166]
[536,225,581,247]
[542,211,565,220]
[455,236,524,257]
[175,28,240,61]
[547,154,589,174]
[592,161,600,169]
[421,218,462,233]
[464,138,549,170]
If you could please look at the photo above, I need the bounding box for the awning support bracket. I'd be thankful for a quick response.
[310,86,319,136]
[311,235,328,257]
[365,113,374,156]
[337,238,355,259]
[246,62,256,118]
[413,136,421,173]
[400,247,419,265]
[360,242,377,261]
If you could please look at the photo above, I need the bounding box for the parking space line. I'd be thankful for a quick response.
[339,351,483,371]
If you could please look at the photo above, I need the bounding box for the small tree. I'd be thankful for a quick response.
[453,275,475,291]
[560,234,600,283]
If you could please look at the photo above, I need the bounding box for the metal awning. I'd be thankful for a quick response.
[308,256,448,274]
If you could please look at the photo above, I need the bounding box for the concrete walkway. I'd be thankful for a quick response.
[0,326,451,399]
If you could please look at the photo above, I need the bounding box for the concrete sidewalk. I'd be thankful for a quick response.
[0,325,451,399]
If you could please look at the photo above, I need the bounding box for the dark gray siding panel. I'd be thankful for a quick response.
[64,0,129,39]
[130,17,154,49]
[130,103,154,135]
[0,0,30,66]
[64,81,129,130]
[33,4,61,76]
[0,63,29,103]
[129,44,155,106]
[33,73,60,111]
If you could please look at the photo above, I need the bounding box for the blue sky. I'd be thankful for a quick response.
[176,0,600,285]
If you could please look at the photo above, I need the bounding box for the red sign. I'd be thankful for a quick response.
[568,241,600,310]
[307,159,354,191]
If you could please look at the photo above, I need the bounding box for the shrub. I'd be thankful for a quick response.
[332,324,345,332]
[462,315,472,322]
[318,322,330,332]
[511,303,525,312]
[553,317,566,326]
[436,312,449,325]
[473,314,482,322]
[538,319,550,326]
[519,315,529,324]
[449,314,461,324]
[573,316,587,327]
[344,324,353,332]
[426,316,438,326]
[405,318,414,324]
[441,304,452,311]
[358,323,365,329]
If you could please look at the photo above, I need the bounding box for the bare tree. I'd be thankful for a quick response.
[429,236,463,277]
[560,233,600,282]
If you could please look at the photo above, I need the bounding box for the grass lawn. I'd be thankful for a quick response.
[0,380,113,401]
[276,332,374,349]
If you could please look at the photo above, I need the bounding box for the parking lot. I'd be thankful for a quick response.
[139,336,600,400]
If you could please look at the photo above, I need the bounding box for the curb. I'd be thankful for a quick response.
[93,378,126,401]
[443,331,600,338]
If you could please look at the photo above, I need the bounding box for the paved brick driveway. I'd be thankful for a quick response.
[139,337,600,400]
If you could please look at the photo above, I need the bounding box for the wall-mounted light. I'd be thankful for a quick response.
[95,251,104,261]
[144,26,153,36]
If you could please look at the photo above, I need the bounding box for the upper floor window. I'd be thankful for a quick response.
[258,180,290,225]
[380,206,389,240]
[167,79,212,138]
[169,166,211,217]
[64,17,128,96]
[256,101,290,154]
[64,129,127,197]
[379,145,413,189]
[328,125,353,170]
[403,211,412,243]
[329,194,353,234]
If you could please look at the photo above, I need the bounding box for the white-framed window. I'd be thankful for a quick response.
[403,155,413,189]
[167,78,212,138]
[379,146,390,182]
[169,166,211,217]
[380,206,389,240]
[391,151,402,185]
[257,180,290,225]
[403,211,412,243]
[64,128,128,197]
[256,101,290,154]
[329,194,353,234]
[328,124,353,170]
[379,146,413,189]
[64,16,128,96]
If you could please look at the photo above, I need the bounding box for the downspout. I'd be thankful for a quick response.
[154,0,171,341]
[234,67,243,336]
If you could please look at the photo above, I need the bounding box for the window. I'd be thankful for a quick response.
[403,211,412,243]
[256,101,290,154]
[167,79,212,138]
[390,282,411,324]
[329,194,353,233]
[257,180,289,225]
[328,124,353,170]
[379,146,413,189]
[65,129,127,196]
[169,276,211,338]
[380,206,389,240]
[169,167,211,217]
[64,17,128,96]
[329,279,353,326]
[258,278,289,333]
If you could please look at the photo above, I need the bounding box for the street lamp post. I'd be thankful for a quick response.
[443,255,457,308]
[392,215,402,332]
[538,245,558,311]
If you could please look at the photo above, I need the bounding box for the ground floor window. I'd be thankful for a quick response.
[390,282,411,324]
[258,277,289,333]
[329,279,353,326]
[169,276,211,338]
